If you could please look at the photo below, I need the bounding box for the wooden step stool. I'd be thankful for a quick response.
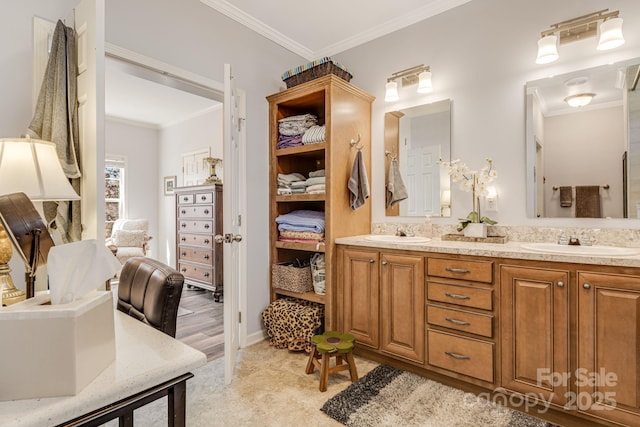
[305,331,358,392]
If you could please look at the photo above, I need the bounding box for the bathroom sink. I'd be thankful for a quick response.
[520,242,640,257]
[364,235,432,244]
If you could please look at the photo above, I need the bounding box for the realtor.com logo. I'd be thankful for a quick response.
[463,368,618,414]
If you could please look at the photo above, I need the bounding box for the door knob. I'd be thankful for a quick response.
[214,234,225,244]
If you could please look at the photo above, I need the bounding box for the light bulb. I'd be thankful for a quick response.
[536,34,559,64]
[385,81,399,102]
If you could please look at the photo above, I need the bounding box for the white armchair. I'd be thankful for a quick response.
[106,218,152,265]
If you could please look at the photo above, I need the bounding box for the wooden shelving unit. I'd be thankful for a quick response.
[267,75,374,329]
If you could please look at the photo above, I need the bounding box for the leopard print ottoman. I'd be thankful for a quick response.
[262,297,324,353]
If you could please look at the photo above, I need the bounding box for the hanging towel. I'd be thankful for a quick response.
[575,186,601,218]
[348,150,370,210]
[559,186,572,208]
[386,158,408,208]
[27,20,81,243]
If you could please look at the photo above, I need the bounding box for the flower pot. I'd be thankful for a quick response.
[464,222,487,238]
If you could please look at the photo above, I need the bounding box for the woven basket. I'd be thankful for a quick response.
[272,262,313,293]
[283,62,353,88]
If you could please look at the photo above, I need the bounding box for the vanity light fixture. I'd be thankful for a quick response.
[385,64,431,102]
[564,93,595,107]
[535,9,624,65]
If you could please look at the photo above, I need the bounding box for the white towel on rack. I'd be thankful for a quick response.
[348,150,370,210]
[386,158,408,208]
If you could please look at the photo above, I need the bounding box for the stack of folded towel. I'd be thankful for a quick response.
[277,172,306,195]
[277,114,318,149]
[305,176,325,194]
[275,210,325,243]
[301,125,325,145]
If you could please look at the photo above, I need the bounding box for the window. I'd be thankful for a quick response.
[105,157,126,237]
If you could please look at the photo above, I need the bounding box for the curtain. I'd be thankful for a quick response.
[27,19,82,243]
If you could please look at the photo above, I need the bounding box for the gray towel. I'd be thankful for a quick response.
[348,150,370,210]
[559,186,572,207]
[386,158,408,208]
[27,20,81,243]
[575,186,601,218]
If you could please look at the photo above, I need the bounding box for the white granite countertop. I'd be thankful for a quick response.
[335,235,640,268]
[0,311,207,427]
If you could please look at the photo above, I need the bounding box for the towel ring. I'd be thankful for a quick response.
[350,134,363,150]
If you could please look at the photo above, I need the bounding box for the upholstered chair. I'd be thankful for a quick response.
[106,218,152,265]
[117,257,184,337]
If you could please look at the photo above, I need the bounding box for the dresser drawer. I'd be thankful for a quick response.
[195,192,213,204]
[427,282,493,310]
[177,194,194,205]
[178,233,214,248]
[178,205,214,219]
[427,305,493,338]
[178,262,213,284]
[427,329,494,383]
[427,258,493,283]
[179,247,214,266]
[178,220,213,233]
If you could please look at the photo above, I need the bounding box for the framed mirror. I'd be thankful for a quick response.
[525,59,640,218]
[384,99,451,217]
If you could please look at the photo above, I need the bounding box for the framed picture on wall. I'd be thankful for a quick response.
[164,175,177,196]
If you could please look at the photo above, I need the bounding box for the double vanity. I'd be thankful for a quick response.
[336,234,640,427]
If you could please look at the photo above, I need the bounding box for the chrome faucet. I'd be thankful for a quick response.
[558,231,568,245]
[568,234,581,245]
[396,225,415,237]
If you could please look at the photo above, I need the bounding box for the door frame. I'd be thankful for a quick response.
[104,43,249,349]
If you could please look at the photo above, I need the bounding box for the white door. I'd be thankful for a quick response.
[71,0,105,240]
[221,64,245,384]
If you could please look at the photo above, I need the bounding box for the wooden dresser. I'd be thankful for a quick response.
[174,184,223,301]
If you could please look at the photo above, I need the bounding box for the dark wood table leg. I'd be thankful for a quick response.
[118,410,133,427]
[167,379,187,427]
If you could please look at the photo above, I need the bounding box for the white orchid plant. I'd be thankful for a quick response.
[439,158,498,231]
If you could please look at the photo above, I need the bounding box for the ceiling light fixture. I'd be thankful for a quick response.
[564,93,596,108]
[536,9,624,65]
[385,64,431,102]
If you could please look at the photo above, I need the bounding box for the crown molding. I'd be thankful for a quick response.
[199,0,314,60]
[201,0,471,60]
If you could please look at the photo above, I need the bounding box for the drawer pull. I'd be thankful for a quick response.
[204,209,210,214]
[204,224,210,229]
[181,268,187,273]
[181,252,186,256]
[557,281,564,288]
[182,196,189,202]
[445,317,471,326]
[204,254,210,260]
[445,351,470,360]
[445,267,471,274]
[181,237,186,242]
[204,239,210,244]
[201,195,207,201]
[583,283,591,290]
[445,292,470,300]
[204,272,210,278]
[181,223,186,228]
[181,209,186,214]
[369,259,375,263]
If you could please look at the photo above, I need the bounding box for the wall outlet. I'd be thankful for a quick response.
[486,196,497,211]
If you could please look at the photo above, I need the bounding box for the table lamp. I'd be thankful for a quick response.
[0,137,80,305]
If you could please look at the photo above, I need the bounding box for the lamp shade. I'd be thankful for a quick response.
[417,70,433,93]
[536,35,559,64]
[0,138,80,201]
[597,17,624,50]
[385,81,399,102]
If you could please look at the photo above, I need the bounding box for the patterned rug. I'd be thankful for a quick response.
[322,365,557,427]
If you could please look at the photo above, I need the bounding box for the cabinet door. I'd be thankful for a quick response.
[340,248,379,349]
[501,265,569,406]
[380,253,425,364]
[578,272,640,426]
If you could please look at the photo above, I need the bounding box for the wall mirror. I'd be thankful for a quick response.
[384,99,451,218]
[525,58,640,218]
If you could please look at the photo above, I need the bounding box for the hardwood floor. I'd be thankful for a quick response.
[176,286,224,361]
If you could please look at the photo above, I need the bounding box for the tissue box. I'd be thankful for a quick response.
[0,291,115,400]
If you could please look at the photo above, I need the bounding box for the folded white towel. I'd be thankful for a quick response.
[305,176,326,186]
[278,172,306,184]
[348,150,370,210]
[309,169,325,178]
[302,125,326,144]
[306,183,326,193]
[386,158,408,208]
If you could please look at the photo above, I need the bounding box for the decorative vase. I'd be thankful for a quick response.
[464,222,487,238]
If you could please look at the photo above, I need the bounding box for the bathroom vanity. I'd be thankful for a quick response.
[336,236,640,427]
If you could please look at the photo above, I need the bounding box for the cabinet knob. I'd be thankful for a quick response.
[204,254,210,260]
[201,195,207,201]
[557,281,564,288]
[583,283,592,290]
[181,252,186,256]
[183,197,189,202]
[369,259,375,263]
[181,210,186,214]
[181,237,186,242]
[204,272,210,278]
[181,268,187,273]
[181,223,186,228]
[382,261,388,265]
[204,209,210,214]
[204,224,210,229]
[204,239,210,244]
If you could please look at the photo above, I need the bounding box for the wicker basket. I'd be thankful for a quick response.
[283,62,353,88]
[272,262,313,293]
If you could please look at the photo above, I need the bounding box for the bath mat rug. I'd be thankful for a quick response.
[321,365,557,427]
